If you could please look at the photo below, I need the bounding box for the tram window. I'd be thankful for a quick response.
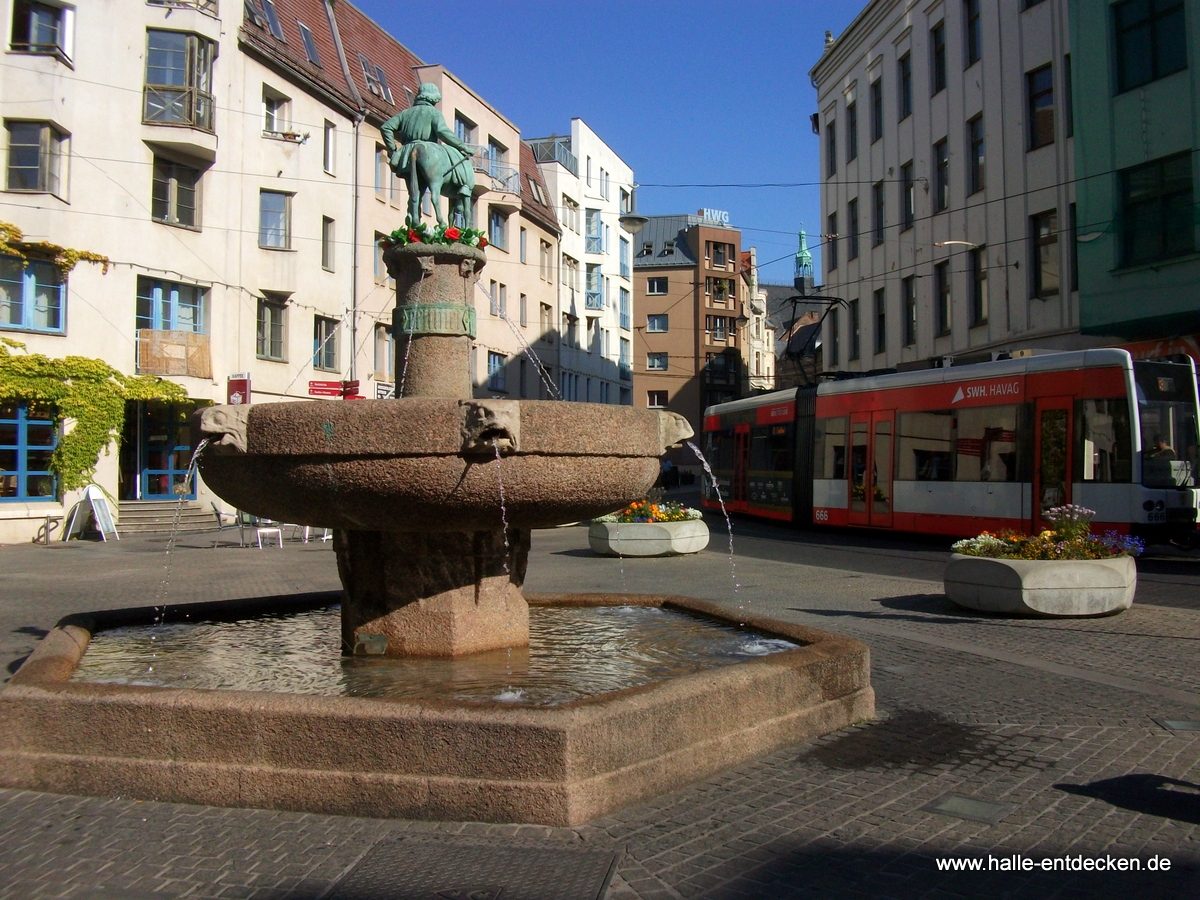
[1075,399,1132,483]
[814,417,847,479]
[751,424,793,471]
[708,429,736,471]
[897,410,954,480]
[1133,362,1199,488]
[955,405,1019,482]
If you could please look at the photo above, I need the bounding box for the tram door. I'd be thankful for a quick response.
[1033,397,1073,532]
[848,411,895,528]
[733,424,750,503]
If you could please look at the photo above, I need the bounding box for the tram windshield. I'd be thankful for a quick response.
[1134,361,1199,488]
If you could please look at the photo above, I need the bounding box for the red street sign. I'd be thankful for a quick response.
[309,379,343,397]
[227,376,250,405]
[344,394,366,401]
[341,380,360,393]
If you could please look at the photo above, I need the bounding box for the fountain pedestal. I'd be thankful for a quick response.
[336,527,530,656]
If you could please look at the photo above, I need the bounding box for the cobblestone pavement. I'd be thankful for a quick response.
[3,522,1200,898]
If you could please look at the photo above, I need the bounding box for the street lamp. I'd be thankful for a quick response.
[619,184,649,235]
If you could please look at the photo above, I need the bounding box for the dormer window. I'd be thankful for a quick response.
[358,54,393,104]
[297,22,321,67]
[662,240,675,255]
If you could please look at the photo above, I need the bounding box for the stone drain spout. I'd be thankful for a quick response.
[460,399,520,457]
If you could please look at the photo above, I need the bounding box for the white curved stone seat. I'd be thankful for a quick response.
[588,520,710,557]
[944,553,1136,617]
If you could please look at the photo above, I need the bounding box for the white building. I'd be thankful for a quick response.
[810,0,1098,373]
[528,119,634,404]
[0,0,560,543]
[740,246,775,392]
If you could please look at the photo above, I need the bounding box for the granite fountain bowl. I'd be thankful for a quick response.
[194,398,691,531]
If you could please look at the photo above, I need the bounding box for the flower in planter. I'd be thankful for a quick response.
[594,491,703,524]
[951,506,1144,560]
[386,222,488,248]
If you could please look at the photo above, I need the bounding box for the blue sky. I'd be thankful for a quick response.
[356,0,869,285]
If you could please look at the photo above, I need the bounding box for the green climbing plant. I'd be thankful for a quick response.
[0,220,110,274]
[0,338,187,492]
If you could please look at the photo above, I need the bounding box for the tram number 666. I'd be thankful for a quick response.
[814,509,830,522]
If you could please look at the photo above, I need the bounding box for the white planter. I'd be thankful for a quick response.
[588,520,710,557]
[944,553,1136,617]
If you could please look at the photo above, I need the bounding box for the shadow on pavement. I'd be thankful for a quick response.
[1057,774,1200,826]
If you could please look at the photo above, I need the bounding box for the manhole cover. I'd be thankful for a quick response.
[923,793,1012,824]
[326,836,620,900]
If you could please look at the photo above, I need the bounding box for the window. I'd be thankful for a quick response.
[870,78,883,142]
[970,245,988,325]
[647,314,668,332]
[1120,152,1194,266]
[828,308,839,367]
[562,195,580,232]
[848,299,860,361]
[298,21,322,66]
[873,288,886,354]
[845,101,857,163]
[898,54,912,120]
[902,276,916,345]
[0,256,63,333]
[647,352,668,371]
[5,120,65,195]
[826,116,837,177]
[814,417,848,479]
[454,113,476,145]
[873,181,885,245]
[933,140,949,212]
[647,391,667,409]
[620,237,630,278]
[262,85,290,134]
[931,21,946,94]
[9,0,71,61]
[1027,64,1054,150]
[1063,54,1073,139]
[487,351,506,392]
[520,293,527,327]
[713,243,729,267]
[620,288,630,330]
[827,212,838,271]
[136,276,205,332]
[935,261,951,335]
[258,0,285,40]
[585,208,602,253]
[151,156,199,228]
[485,138,507,176]
[373,231,390,281]
[1077,399,1132,483]
[586,156,592,186]
[619,337,631,378]
[375,144,388,197]
[968,115,985,194]
[706,315,729,341]
[0,400,57,501]
[897,410,953,481]
[374,324,394,381]
[900,162,914,231]
[540,303,553,340]
[519,227,527,263]
[256,296,286,361]
[259,190,290,249]
[358,54,392,103]
[1031,210,1059,297]
[1115,0,1187,93]
[847,198,859,260]
[144,30,215,131]
[313,316,338,371]
[585,264,604,309]
[322,217,335,271]
[488,207,508,251]
[965,0,981,66]
[954,406,1019,483]
[647,277,668,295]
[323,120,335,174]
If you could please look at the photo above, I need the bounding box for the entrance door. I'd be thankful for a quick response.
[733,424,750,504]
[848,411,895,527]
[1033,397,1072,533]
[140,401,196,500]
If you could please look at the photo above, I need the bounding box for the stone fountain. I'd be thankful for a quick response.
[0,191,872,828]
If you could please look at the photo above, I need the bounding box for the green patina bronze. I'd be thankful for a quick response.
[381,83,476,230]
[396,302,477,339]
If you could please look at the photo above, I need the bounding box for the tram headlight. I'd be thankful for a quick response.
[1157,500,1166,511]
[1144,500,1155,511]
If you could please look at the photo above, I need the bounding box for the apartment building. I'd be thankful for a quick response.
[0,0,558,542]
[740,247,775,393]
[810,0,1100,373]
[528,119,635,405]
[632,212,744,466]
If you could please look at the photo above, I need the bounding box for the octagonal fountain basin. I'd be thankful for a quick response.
[0,593,873,826]
[194,399,692,531]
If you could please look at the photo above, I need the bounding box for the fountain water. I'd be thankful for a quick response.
[0,235,873,827]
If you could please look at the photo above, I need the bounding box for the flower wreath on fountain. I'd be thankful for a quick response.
[380,222,489,250]
[594,491,704,524]
[951,504,1144,560]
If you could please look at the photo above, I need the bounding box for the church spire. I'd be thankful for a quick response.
[794,226,814,295]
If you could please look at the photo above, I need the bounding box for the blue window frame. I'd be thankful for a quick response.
[619,288,631,330]
[586,264,604,309]
[487,350,506,391]
[136,276,205,332]
[0,256,64,333]
[0,400,57,501]
[488,207,507,250]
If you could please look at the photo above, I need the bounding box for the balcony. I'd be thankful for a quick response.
[527,138,578,176]
[465,145,521,194]
[144,85,215,132]
[148,0,219,13]
[136,330,211,378]
[586,234,603,254]
[585,290,604,311]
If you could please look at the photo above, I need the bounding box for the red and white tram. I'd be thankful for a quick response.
[701,349,1200,539]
